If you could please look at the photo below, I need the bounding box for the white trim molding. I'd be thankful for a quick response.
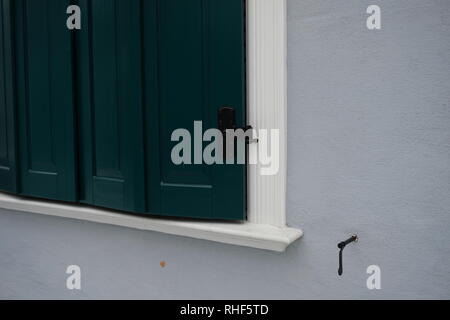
[0,0,303,252]
[247,0,289,228]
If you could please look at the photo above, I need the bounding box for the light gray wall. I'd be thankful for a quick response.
[1,0,449,300]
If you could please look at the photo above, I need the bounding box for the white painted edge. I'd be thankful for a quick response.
[0,193,302,252]
[247,0,288,227]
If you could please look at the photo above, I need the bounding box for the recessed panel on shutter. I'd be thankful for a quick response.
[14,0,77,201]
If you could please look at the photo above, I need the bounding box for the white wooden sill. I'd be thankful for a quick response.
[0,192,302,252]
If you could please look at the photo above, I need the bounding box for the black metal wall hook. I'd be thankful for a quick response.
[338,235,358,276]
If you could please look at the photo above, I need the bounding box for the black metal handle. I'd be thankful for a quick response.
[218,106,236,133]
[338,235,358,276]
[218,106,255,161]
[218,106,252,133]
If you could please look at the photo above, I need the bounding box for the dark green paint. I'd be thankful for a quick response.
[14,0,77,201]
[0,0,17,193]
[76,0,146,212]
[2,0,246,220]
[146,0,247,219]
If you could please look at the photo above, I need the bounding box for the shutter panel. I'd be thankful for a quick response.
[76,0,146,212]
[0,0,17,193]
[145,0,246,220]
[14,0,77,201]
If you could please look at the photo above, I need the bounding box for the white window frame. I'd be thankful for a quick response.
[0,0,302,252]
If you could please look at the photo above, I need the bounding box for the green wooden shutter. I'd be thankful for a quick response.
[14,0,77,201]
[76,0,146,212]
[0,0,17,193]
[3,0,246,220]
[144,0,247,220]
[75,0,245,219]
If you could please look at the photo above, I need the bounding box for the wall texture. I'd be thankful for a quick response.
[1,0,449,299]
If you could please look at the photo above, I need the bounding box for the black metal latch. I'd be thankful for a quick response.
[338,235,358,276]
[218,106,257,142]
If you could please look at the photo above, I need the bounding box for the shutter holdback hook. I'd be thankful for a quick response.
[338,234,358,276]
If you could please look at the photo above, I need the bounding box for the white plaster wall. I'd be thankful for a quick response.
[0,0,449,299]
